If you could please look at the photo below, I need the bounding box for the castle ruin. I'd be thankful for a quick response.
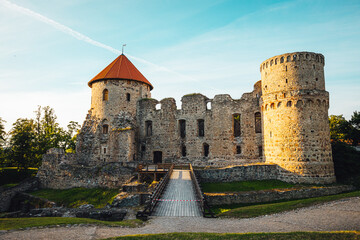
[37,51,336,188]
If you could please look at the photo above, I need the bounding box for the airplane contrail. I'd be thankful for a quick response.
[0,0,196,80]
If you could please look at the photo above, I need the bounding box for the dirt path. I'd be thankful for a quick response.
[1,197,359,240]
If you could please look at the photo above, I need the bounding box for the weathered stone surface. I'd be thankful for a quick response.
[260,52,335,184]
[195,164,278,183]
[205,185,354,206]
[0,178,39,212]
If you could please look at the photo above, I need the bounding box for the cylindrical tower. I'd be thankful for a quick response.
[260,52,335,184]
[88,54,153,119]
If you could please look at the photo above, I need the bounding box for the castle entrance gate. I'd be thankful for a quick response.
[153,151,162,163]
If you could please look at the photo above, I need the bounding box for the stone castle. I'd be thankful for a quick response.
[37,51,336,188]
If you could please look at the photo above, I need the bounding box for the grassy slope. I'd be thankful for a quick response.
[29,188,119,208]
[0,218,143,230]
[216,190,360,218]
[106,232,360,240]
[201,180,298,193]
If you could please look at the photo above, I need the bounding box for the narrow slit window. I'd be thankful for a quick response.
[145,120,152,136]
[203,143,209,157]
[236,146,241,154]
[179,120,186,138]
[255,112,261,133]
[103,89,109,101]
[126,93,131,101]
[198,119,204,137]
[181,145,187,157]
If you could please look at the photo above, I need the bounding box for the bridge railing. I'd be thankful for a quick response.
[136,164,174,220]
[189,164,216,218]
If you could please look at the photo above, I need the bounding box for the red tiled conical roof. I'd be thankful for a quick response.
[88,54,153,90]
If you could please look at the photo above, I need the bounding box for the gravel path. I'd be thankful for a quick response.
[2,197,359,240]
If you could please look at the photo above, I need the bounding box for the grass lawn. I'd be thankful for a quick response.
[214,190,360,218]
[29,188,119,208]
[0,217,143,230]
[105,231,360,240]
[201,180,304,193]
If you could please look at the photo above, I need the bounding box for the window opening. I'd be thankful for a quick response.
[145,120,152,136]
[203,143,209,157]
[198,119,205,137]
[102,124,109,134]
[255,112,261,133]
[233,114,241,137]
[181,145,187,157]
[126,93,131,101]
[103,89,109,101]
[179,120,186,138]
[236,146,241,154]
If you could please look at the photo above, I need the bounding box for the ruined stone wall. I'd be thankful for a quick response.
[37,149,134,189]
[260,52,335,184]
[136,84,263,166]
[194,164,278,183]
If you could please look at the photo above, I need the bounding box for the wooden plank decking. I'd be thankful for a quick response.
[152,170,202,217]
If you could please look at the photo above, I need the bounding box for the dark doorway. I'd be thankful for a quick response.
[153,151,162,163]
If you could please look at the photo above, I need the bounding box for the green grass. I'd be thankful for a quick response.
[201,180,298,193]
[215,190,360,218]
[105,231,360,240]
[0,217,143,230]
[29,188,119,208]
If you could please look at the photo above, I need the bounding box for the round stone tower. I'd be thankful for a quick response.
[260,51,335,184]
[76,54,153,165]
[88,54,153,119]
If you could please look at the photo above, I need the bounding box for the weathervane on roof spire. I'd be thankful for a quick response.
[122,44,126,55]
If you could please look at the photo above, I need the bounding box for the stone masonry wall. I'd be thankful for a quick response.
[205,185,354,206]
[136,82,263,166]
[194,164,278,183]
[37,149,134,189]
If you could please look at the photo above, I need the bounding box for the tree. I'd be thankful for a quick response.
[0,117,6,148]
[63,121,81,153]
[329,115,351,142]
[8,118,38,169]
[349,111,360,146]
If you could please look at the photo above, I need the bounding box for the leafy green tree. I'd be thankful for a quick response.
[0,117,6,148]
[349,111,360,146]
[63,121,81,153]
[329,115,351,142]
[8,118,38,169]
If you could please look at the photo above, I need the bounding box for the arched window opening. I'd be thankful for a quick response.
[206,101,212,110]
[275,58,278,65]
[316,55,319,62]
[203,143,209,157]
[233,114,241,137]
[145,120,152,136]
[236,146,241,154]
[280,57,284,63]
[277,102,282,108]
[287,56,291,62]
[126,93,131,101]
[307,100,313,107]
[255,112,261,133]
[270,60,273,66]
[102,124,109,134]
[179,120,186,138]
[306,54,309,59]
[293,54,297,61]
[316,99,321,106]
[287,101,292,107]
[198,119,205,137]
[266,62,268,68]
[156,103,161,110]
[265,104,268,111]
[270,103,274,109]
[181,145,187,157]
[103,89,109,101]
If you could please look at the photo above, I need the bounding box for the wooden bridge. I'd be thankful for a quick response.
[136,164,215,219]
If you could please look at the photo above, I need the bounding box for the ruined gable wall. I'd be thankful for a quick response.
[136,84,263,166]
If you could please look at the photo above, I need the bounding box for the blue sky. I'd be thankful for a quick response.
[0,0,359,131]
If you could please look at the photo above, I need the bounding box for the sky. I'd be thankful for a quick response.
[0,0,359,132]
